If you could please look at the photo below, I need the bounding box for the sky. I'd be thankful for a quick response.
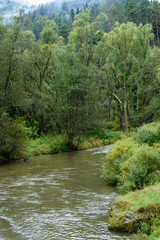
[27,0,55,5]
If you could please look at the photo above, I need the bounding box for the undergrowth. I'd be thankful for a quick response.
[27,129,127,156]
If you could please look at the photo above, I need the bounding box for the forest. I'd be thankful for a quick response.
[1,0,160,238]
[1,0,160,155]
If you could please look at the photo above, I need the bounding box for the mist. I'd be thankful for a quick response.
[0,0,104,23]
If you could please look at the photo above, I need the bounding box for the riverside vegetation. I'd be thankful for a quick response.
[102,122,160,239]
[0,113,125,163]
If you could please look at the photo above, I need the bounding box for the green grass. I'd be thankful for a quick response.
[108,184,160,238]
[114,184,160,211]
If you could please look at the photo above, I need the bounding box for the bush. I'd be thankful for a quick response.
[97,128,122,145]
[118,146,160,192]
[49,135,68,153]
[101,118,120,131]
[102,138,138,185]
[28,135,68,156]
[0,112,26,164]
[103,131,121,144]
[102,122,160,193]
[135,122,160,146]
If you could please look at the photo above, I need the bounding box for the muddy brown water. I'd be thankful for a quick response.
[0,146,131,240]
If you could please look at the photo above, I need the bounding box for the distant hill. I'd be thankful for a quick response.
[0,0,110,23]
[32,0,104,17]
[0,0,35,22]
[0,0,105,21]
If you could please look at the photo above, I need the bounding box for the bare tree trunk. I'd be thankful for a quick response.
[123,73,129,132]
[113,93,124,131]
[119,104,124,131]
[152,25,155,46]
[145,1,148,24]
[155,6,160,46]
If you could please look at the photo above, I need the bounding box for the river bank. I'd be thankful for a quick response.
[26,131,127,157]
[103,122,160,239]
[109,184,160,239]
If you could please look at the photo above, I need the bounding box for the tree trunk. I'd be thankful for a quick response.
[140,99,145,126]
[119,104,124,131]
[38,114,45,137]
[155,6,160,46]
[145,2,148,24]
[123,74,129,132]
[152,25,155,46]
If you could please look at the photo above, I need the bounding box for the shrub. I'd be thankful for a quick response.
[118,145,160,192]
[135,122,160,146]
[49,135,68,153]
[102,138,138,185]
[101,118,120,131]
[0,112,26,164]
[98,128,122,145]
[103,122,160,193]
[16,117,39,139]
[28,135,68,156]
[103,131,121,143]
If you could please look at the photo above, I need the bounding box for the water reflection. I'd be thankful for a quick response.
[0,146,131,239]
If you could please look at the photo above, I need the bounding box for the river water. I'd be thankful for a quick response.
[0,146,131,240]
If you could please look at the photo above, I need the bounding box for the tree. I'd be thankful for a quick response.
[97,22,153,131]
[62,2,69,12]
[59,23,69,44]
[41,19,57,44]
[141,0,151,24]
[30,42,57,136]
[152,0,160,46]
[125,0,138,23]
[69,9,75,23]
[50,45,99,150]
[0,112,26,163]
[0,9,35,115]
[70,9,103,66]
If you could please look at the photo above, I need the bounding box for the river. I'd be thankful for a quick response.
[0,145,131,240]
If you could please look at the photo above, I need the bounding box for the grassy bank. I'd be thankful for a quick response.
[27,130,127,157]
[109,184,160,238]
[102,122,160,239]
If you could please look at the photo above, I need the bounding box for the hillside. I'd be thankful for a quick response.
[0,0,34,22]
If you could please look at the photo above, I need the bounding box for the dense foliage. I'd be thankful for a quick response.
[0,112,26,163]
[102,122,160,193]
[1,0,160,155]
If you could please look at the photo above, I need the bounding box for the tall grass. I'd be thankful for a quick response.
[28,135,68,156]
